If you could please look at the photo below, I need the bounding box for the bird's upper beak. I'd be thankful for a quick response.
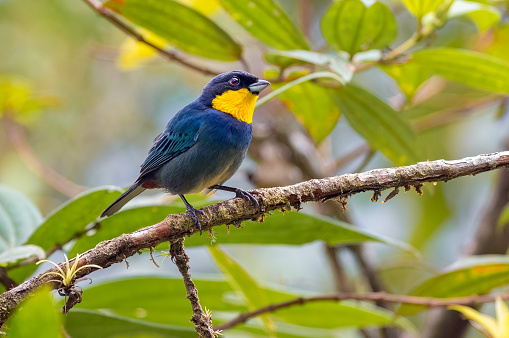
[248,80,271,94]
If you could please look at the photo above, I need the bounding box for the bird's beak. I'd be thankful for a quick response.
[249,80,271,94]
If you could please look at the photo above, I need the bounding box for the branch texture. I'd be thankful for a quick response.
[0,151,508,323]
[171,239,214,338]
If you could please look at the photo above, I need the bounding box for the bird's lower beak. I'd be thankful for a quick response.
[249,80,271,94]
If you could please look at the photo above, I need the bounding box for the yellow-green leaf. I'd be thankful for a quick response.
[208,246,275,334]
[399,256,509,316]
[274,81,341,144]
[335,84,425,165]
[219,0,309,50]
[401,0,443,18]
[104,0,241,61]
[411,48,509,94]
[6,286,62,338]
[321,0,397,55]
[449,305,498,336]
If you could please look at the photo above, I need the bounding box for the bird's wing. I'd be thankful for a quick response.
[138,115,201,179]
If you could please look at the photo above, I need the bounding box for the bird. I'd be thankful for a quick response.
[101,70,270,231]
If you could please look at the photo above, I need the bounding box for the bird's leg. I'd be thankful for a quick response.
[209,185,260,209]
[179,194,205,234]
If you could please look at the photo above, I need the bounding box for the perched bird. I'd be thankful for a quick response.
[101,71,270,230]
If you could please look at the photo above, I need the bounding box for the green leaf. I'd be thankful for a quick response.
[0,245,45,265]
[69,205,184,257]
[398,256,509,315]
[219,0,309,50]
[186,210,417,254]
[401,0,443,18]
[335,84,425,165]
[271,297,416,332]
[75,277,244,326]
[27,186,122,251]
[65,309,196,338]
[0,185,42,250]
[104,0,241,61]
[321,0,397,55]
[273,81,342,144]
[411,48,509,94]
[209,246,276,333]
[9,187,122,283]
[449,0,500,32]
[77,276,416,333]
[6,286,62,338]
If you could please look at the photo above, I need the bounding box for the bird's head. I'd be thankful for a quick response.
[199,70,270,124]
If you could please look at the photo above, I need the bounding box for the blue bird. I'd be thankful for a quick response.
[101,71,270,231]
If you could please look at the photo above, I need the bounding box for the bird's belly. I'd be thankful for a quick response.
[153,142,246,195]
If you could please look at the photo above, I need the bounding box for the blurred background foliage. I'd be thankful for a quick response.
[2,0,509,337]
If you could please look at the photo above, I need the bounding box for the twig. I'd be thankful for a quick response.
[81,0,219,76]
[214,291,509,331]
[4,117,86,197]
[0,268,17,290]
[170,239,214,338]
[1,151,509,323]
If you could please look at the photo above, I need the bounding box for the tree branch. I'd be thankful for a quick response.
[214,291,509,331]
[170,239,215,338]
[81,0,220,76]
[0,151,508,324]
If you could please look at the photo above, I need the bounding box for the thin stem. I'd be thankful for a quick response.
[215,291,509,331]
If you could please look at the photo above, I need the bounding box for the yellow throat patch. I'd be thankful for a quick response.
[211,88,258,124]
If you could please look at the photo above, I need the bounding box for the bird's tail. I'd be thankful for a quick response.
[101,182,146,218]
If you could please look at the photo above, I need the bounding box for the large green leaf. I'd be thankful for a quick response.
[0,245,45,265]
[65,309,196,338]
[6,286,62,338]
[209,246,276,334]
[399,256,509,316]
[187,210,416,254]
[411,48,509,94]
[104,0,241,61]
[273,81,342,144]
[335,84,425,165]
[75,276,416,332]
[0,185,42,250]
[401,0,443,18]
[321,0,397,56]
[27,186,122,251]
[219,0,309,50]
[9,187,122,282]
[76,277,244,325]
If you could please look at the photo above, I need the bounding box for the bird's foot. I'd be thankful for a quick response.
[235,188,260,210]
[185,206,205,234]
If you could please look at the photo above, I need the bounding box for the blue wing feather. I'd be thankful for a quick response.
[137,105,202,180]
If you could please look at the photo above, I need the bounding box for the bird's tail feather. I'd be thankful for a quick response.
[101,182,146,218]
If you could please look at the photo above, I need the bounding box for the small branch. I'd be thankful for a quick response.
[81,0,220,76]
[215,291,509,331]
[1,152,509,323]
[170,239,214,338]
[0,268,17,290]
[4,117,86,197]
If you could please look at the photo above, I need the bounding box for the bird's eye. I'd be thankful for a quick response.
[229,77,240,86]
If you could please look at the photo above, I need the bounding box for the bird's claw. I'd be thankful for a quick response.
[186,207,205,234]
[235,189,260,210]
